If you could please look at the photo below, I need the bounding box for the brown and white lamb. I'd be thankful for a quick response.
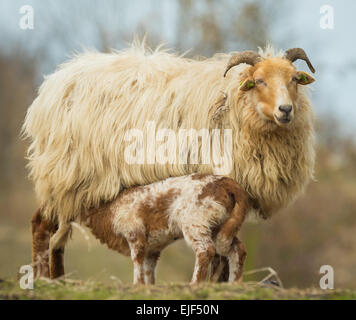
[32,174,249,284]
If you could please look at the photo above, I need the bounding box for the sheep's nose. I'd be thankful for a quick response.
[279,105,292,114]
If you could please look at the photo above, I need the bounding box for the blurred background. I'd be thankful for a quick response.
[0,0,355,289]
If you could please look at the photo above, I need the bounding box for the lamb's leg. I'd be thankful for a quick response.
[31,209,57,278]
[191,241,216,284]
[227,237,247,282]
[210,255,221,282]
[49,222,71,279]
[210,255,229,282]
[212,188,249,282]
[127,233,147,285]
[218,257,230,282]
[144,251,160,285]
[183,227,215,285]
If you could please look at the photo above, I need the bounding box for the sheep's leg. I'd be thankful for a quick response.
[31,209,58,278]
[211,238,246,282]
[49,222,71,279]
[144,251,160,285]
[50,248,65,279]
[210,255,221,282]
[210,255,229,282]
[183,227,215,285]
[218,256,230,282]
[31,209,50,278]
[127,232,147,285]
[227,237,247,282]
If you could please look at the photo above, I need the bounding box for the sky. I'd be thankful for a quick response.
[0,0,355,135]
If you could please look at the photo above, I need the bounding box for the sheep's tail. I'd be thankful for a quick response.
[215,178,250,256]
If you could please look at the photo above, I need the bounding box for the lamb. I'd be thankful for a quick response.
[32,174,249,284]
[23,44,316,231]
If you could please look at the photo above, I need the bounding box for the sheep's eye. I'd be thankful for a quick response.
[255,79,265,85]
[291,76,298,82]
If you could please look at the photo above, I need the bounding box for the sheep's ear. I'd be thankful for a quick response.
[297,71,315,85]
[240,78,255,91]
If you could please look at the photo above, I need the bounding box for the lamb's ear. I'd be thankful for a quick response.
[240,78,255,91]
[297,71,315,85]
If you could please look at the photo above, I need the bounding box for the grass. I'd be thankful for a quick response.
[1,278,355,300]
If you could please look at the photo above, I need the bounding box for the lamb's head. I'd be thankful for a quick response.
[224,48,315,129]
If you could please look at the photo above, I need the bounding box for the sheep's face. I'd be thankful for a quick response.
[241,58,314,127]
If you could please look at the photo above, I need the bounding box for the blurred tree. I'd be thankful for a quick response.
[232,1,268,49]
[174,0,280,56]
[0,47,37,218]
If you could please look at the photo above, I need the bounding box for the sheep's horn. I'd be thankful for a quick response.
[284,48,315,73]
[224,51,262,77]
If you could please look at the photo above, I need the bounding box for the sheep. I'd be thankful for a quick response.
[23,43,316,235]
[31,174,249,284]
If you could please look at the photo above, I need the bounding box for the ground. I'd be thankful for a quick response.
[1,279,355,300]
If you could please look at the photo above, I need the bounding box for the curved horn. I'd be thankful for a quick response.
[284,48,315,73]
[224,51,262,77]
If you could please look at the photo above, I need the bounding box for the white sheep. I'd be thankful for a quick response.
[23,45,316,229]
